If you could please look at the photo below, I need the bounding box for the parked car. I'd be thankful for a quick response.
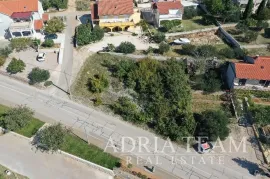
[196,141,213,154]
[44,34,58,40]
[37,52,46,62]
[173,38,190,45]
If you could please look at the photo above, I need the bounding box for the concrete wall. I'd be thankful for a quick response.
[32,1,44,20]
[0,13,13,38]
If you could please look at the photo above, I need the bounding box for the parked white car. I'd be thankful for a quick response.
[37,53,46,62]
[173,38,191,45]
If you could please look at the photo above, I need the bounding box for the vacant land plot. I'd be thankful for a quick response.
[60,133,120,169]
[247,48,270,56]
[182,16,215,32]
[0,104,44,137]
[192,93,224,113]
[0,164,28,179]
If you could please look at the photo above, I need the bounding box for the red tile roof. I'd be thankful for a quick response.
[155,0,183,15]
[42,13,49,21]
[11,12,32,19]
[34,19,43,30]
[96,0,134,16]
[0,0,38,16]
[235,56,270,80]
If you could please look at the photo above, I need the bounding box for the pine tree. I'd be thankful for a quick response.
[256,0,266,16]
[243,0,254,19]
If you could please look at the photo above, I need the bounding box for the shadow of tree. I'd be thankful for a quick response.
[232,157,262,175]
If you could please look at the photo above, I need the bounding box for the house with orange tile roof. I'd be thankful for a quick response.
[0,0,48,39]
[152,0,183,27]
[226,56,270,89]
[91,0,140,32]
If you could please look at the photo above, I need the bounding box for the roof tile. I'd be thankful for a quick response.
[0,0,38,16]
[96,0,134,16]
[155,0,183,15]
[34,19,43,30]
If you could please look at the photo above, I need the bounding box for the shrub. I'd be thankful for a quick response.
[182,44,197,55]
[116,42,136,54]
[2,106,34,131]
[88,74,109,93]
[202,69,221,93]
[243,31,259,43]
[145,46,155,54]
[76,24,104,46]
[219,47,235,59]
[152,32,165,43]
[158,42,170,54]
[6,58,25,74]
[265,28,270,38]
[44,81,53,87]
[93,96,102,106]
[10,38,32,51]
[42,39,54,47]
[196,45,218,57]
[256,20,269,30]
[28,67,50,84]
[0,47,12,58]
[0,56,6,66]
[35,123,67,151]
[160,20,181,31]
[202,14,215,25]
[132,33,138,36]
[76,0,90,11]
[234,47,247,59]
[105,43,115,52]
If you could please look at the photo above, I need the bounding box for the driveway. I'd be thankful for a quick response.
[86,33,158,52]
[0,133,112,179]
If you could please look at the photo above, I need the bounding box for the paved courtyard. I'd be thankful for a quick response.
[86,33,158,52]
[0,133,113,179]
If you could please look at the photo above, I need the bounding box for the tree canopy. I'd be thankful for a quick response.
[28,67,50,84]
[243,0,254,19]
[195,110,230,141]
[6,58,25,74]
[45,17,65,34]
[76,24,104,46]
[250,105,270,127]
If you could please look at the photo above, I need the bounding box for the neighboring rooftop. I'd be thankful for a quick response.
[92,0,134,17]
[0,0,38,16]
[154,0,183,15]
[42,13,49,21]
[34,19,43,30]
[234,56,270,80]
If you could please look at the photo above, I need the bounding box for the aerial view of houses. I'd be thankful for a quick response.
[0,0,269,179]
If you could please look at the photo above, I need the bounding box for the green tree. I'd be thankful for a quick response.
[116,42,136,54]
[203,0,224,15]
[6,58,25,74]
[0,47,12,58]
[88,74,109,93]
[91,26,104,41]
[152,32,165,43]
[35,123,67,151]
[196,110,230,141]
[219,47,235,59]
[2,106,34,131]
[158,42,170,54]
[243,0,254,19]
[265,27,270,38]
[183,6,198,19]
[250,105,270,127]
[76,24,104,46]
[256,0,267,17]
[257,8,270,20]
[202,69,221,93]
[45,17,65,34]
[28,67,50,84]
[0,56,6,66]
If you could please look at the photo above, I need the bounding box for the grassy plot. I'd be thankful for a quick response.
[60,134,120,170]
[0,104,44,137]
[0,164,28,179]
[192,93,224,113]
[182,16,215,32]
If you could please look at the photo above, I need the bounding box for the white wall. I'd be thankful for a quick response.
[32,1,44,20]
[0,13,13,37]
[99,15,131,23]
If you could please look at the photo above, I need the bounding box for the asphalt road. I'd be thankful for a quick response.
[0,133,112,179]
[0,75,257,179]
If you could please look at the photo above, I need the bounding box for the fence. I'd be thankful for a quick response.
[58,150,116,176]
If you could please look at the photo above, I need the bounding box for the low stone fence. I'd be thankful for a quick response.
[58,150,115,176]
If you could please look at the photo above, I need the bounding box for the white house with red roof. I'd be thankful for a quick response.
[226,56,270,89]
[91,0,140,32]
[0,0,48,39]
[152,0,183,27]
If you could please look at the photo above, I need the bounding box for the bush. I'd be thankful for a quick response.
[35,123,67,151]
[6,58,25,74]
[202,69,222,93]
[202,14,216,25]
[0,56,6,66]
[233,47,246,59]
[44,81,53,87]
[132,33,138,36]
[0,47,12,58]
[88,74,109,93]
[76,24,104,46]
[42,0,68,10]
[256,20,269,30]
[183,6,198,19]
[243,31,259,43]
[10,38,32,51]
[45,17,65,34]
[152,32,165,43]
[42,39,54,47]
[265,28,270,38]
[219,47,235,59]
[28,67,50,84]
[105,43,116,52]
[158,42,170,54]
[116,42,136,54]
[160,20,181,31]
[2,106,34,131]
[182,44,197,55]
[93,96,102,106]
[196,45,218,58]
[76,0,90,11]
